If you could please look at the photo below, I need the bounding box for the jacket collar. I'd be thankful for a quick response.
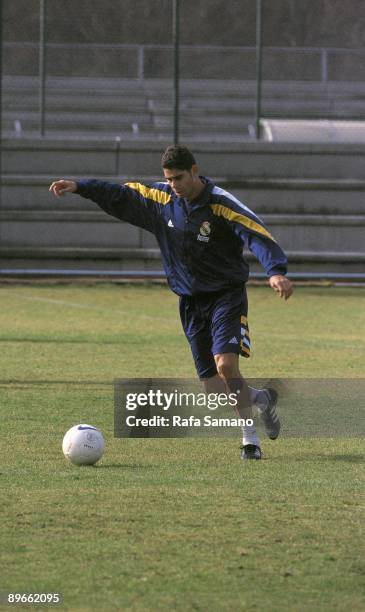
[176,176,214,209]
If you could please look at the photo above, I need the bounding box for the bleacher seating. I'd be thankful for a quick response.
[3,76,365,140]
[1,131,364,277]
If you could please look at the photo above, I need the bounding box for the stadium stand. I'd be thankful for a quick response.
[3,76,365,140]
[1,126,364,277]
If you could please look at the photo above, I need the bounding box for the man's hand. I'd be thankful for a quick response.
[49,179,77,197]
[269,274,293,300]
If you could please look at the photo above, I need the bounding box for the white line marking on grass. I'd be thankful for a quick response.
[0,290,176,322]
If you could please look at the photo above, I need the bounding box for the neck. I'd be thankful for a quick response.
[189,178,205,201]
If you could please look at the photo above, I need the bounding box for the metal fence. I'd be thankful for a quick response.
[1,0,365,143]
[5,41,363,82]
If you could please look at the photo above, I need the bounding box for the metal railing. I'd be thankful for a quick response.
[4,41,364,84]
[0,268,364,283]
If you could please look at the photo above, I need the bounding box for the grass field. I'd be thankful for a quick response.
[0,283,364,611]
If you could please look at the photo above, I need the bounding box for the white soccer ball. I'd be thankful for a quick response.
[62,424,104,466]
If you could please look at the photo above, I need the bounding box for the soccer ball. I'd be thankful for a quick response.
[62,424,104,466]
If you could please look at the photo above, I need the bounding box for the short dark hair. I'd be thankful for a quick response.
[161,145,196,170]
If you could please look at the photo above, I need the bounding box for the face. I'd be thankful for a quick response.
[163,165,200,200]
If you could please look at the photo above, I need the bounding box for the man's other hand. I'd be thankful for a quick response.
[269,275,293,300]
[49,179,77,197]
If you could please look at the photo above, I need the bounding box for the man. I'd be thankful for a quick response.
[49,145,293,460]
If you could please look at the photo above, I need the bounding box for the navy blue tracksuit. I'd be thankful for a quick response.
[76,177,288,377]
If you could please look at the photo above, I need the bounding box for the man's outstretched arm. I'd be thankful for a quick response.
[49,178,162,233]
[49,179,77,197]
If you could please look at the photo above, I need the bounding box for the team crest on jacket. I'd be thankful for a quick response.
[198,221,211,242]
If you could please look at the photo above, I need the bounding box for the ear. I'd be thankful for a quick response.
[191,164,199,177]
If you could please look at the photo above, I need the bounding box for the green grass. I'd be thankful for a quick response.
[0,283,364,611]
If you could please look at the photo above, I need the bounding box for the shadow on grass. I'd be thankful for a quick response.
[96,463,157,469]
[289,454,365,463]
[328,454,364,463]
[0,337,125,345]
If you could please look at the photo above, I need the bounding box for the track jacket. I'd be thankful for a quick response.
[76,177,288,296]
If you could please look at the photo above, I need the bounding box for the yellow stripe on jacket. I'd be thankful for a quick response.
[126,182,172,206]
[210,203,276,242]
